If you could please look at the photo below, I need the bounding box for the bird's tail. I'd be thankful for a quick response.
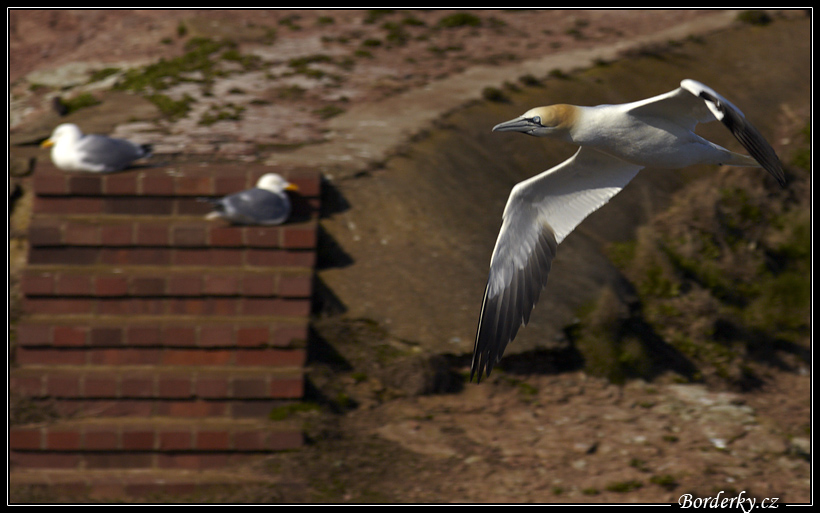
[140,144,153,158]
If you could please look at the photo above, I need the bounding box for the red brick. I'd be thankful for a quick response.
[245,227,281,247]
[241,274,275,296]
[167,275,203,296]
[232,378,267,398]
[9,427,42,450]
[21,273,55,295]
[122,429,155,451]
[196,430,229,450]
[121,376,154,397]
[236,326,270,347]
[131,277,165,295]
[9,374,43,395]
[165,326,197,347]
[209,226,243,246]
[84,428,119,450]
[100,223,134,245]
[84,376,118,398]
[16,347,86,365]
[172,225,207,246]
[33,173,67,194]
[89,327,123,346]
[68,175,102,195]
[272,325,308,347]
[195,377,229,398]
[271,376,304,398]
[282,226,316,249]
[141,174,174,195]
[24,297,93,315]
[46,375,81,397]
[278,274,312,298]
[158,376,192,398]
[162,349,232,366]
[104,173,139,195]
[46,429,82,450]
[135,224,169,245]
[108,197,171,216]
[11,451,80,469]
[173,248,242,266]
[176,176,212,195]
[27,223,62,246]
[158,430,192,451]
[242,298,310,317]
[161,401,226,417]
[56,274,93,295]
[53,325,88,347]
[199,325,233,347]
[16,323,51,346]
[64,223,99,245]
[203,275,239,295]
[235,348,306,367]
[125,326,161,346]
[95,275,129,296]
[233,430,267,451]
[89,348,162,365]
[214,175,247,195]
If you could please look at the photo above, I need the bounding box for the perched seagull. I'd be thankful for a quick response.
[41,123,152,173]
[471,79,785,382]
[203,173,299,225]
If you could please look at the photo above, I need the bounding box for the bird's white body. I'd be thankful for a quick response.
[472,79,785,381]
[42,123,152,173]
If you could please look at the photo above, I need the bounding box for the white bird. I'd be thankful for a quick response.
[41,123,152,173]
[203,173,299,225]
[471,79,785,382]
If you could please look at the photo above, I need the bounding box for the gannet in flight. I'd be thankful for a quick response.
[471,79,785,382]
[204,173,299,225]
[41,123,152,173]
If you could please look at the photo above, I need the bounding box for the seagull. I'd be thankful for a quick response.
[41,123,152,173]
[471,78,786,382]
[203,173,299,225]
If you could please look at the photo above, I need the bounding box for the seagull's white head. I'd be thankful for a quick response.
[492,104,577,139]
[256,173,299,193]
[41,123,84,149]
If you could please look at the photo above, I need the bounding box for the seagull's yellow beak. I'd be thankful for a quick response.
[285,183,299,192]
[41,138,54,148]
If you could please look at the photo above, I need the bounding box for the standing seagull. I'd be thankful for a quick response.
[471,79,785,382]
[204,173,299,225]
[41,123,152,173]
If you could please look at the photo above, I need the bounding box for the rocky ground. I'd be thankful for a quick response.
[9,9,811,504]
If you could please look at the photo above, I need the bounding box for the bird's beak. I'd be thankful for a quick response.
[492,116,538,134]
[41,138,54,148]
[285,183,299,192]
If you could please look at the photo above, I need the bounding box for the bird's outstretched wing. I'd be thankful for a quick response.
[471,147,643,381]
[628,79,785,186]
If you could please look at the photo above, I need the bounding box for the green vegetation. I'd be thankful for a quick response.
[577,121,811,387]
[61,92,101,114]
[605,479,643,493]
[437,13,482,29]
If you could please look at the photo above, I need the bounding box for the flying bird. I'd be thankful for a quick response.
[471,79,785,382]
[203,173,299,225]
[41,123,152,173]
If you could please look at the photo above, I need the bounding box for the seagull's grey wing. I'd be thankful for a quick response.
[77,134,151,172]
[472,147,643,382]
[679,79,785,186]
[215,188,291,225]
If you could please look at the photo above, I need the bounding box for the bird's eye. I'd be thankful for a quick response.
[532,116,542,125]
